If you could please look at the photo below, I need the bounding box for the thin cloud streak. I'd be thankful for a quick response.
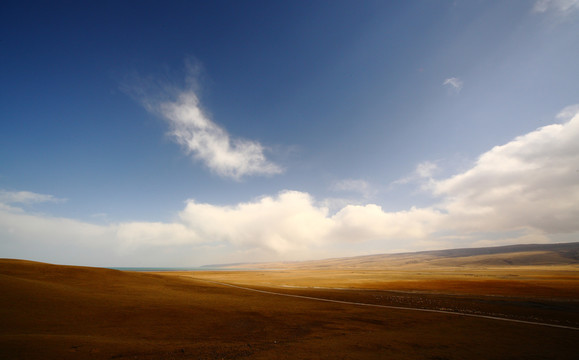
[331,179,375,199]
[0,190,65,205]
[533,0,579,13]
[390,161,439,194]
[443,77,463,92]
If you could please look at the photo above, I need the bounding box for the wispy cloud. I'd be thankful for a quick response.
[556,104,579,120]
[533,0,579,14]
[392,161,439,189]
[125,62,283,180]
[415,161,438,178]
[443,77,463,92]
[331,179,375,198]
[0,190,65,205]
[159,91,283,179]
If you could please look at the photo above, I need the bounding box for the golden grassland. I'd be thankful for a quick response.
[183,265,579,298]
[1,257,578,359]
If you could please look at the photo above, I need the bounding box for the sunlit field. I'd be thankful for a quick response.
[2,248,578,359]
[182,266,579,298]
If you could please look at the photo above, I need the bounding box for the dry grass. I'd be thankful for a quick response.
[185,266,579,298]
[2,259,578,359]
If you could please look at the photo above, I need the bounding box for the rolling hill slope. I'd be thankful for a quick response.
[207,242,579,269]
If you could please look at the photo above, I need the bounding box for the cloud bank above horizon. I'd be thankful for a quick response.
[2,106,578,266]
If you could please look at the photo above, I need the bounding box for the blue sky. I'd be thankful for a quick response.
[1,0,579,266]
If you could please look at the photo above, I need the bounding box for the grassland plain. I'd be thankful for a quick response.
[1,253,578,359]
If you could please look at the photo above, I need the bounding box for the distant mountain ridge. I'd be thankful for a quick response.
[204,242,579,269]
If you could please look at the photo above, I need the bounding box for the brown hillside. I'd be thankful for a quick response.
[212,242,579,270]
[1,259,578,359]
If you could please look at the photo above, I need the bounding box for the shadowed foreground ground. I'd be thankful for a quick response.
[1,259,578,359]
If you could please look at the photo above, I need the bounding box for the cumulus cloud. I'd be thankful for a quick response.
[443,77,463,92]
[0,189,441,264]
[391,106,579,244]
[159,91,283,179]
[330,205,442,243]
[533,0,579,13]
[179,191,333,254]
[434,107,579,235]
[176,191,442,256]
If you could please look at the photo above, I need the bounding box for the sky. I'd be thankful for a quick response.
[1,0,579,267]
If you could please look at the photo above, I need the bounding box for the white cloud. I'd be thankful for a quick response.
[179,191,333,255]
[330,205,442,243]
[0,189,442,264]
[176,191,444,258]
[2,106,579,265]
[124,63,283,180]
[0,190,65,205]
[0,202,209,266]
[0,205,117,264]
[159,92,283,179]
[434,107,579,235]
[533,0,579,13]
[116,221,201,253]
[443,77,463,92]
